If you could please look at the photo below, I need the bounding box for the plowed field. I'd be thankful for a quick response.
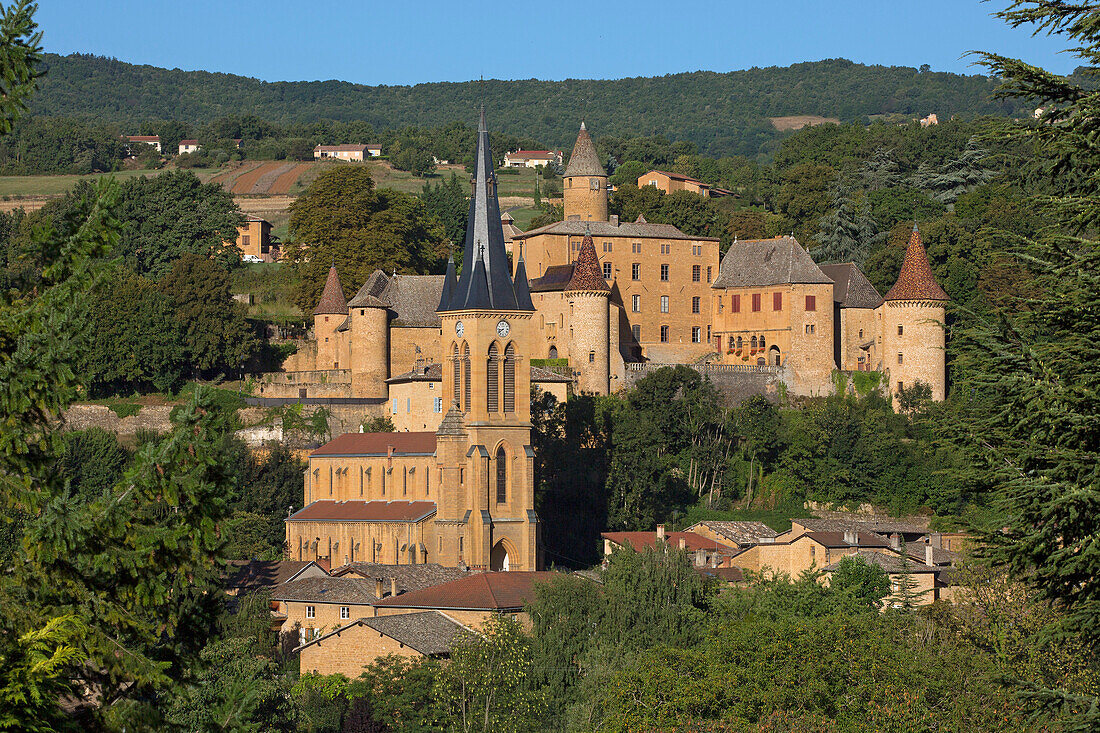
[269,163,314,194]
[230,162,287,194]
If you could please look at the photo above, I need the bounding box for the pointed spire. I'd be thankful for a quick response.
[313,263,347,315]
[566,224,611,293]
[444,107,531,311]
[564,121,606,178]
[437,246,457,311]
[513,242,534,310]
[883,226,949,301]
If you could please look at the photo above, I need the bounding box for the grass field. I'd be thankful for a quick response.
[0,167,225,198]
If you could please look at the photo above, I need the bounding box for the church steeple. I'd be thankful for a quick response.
[442,107,532,312]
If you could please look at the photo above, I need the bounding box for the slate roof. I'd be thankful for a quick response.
[296,611,465,656]
[515,219,716,243]
[274,576,381,604]
[696,566,745,583]
[905,544,961,566]
[602,531,737,554]
[712,236,832,288]
[226,560,326,591]
[824,549,938,574]
[803,531,892,549]
[286,500,437,524]
[330,562,469,594]
[563,122,606,178]
[818,263,884,309]
[529,264,575,292]
[443,108,531,312]
[382,275,447,327]
[436,402,466,437]
[311,432,438,457]
[566,226,611,292]
[884,227,949,302]
[348,270,390,307]
[792,517,928,537]
[371,571,561,611]
[313,265,347,315]
[690,521,778,546]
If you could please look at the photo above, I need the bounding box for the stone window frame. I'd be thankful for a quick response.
[661,296,670,313]
[660,325,670,343]
[632,263,640,280]
[306,605,316,619]
[660,264,669,281]
[692,297,701,314]
[340,606,350,620]
[692,265,701,282]
[691,327,701,343]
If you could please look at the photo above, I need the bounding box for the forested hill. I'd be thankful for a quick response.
[33,53,1029,157]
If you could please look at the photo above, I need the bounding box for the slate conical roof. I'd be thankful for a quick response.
[884,226,949,302]
[441,107,533,312]
[566,224,611,293]
[437,249,457,311]
[563,122,606,178]
[313,264,348,315]
[512,245,535,310]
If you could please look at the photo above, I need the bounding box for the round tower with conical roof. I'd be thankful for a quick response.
[562,122,608,222]
[880,226,949,404]
[566,223,611,394]
[347,286,389,399]
[313,263,348,370]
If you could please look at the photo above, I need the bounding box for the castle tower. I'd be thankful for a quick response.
[880,225,949,404]
[435,107,540,571]
[562,122,608,222]
[565,223,611,394]
[313,264,347,370]
[346,287,389,399]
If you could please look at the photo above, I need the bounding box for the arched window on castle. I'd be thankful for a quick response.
[496,445,507,503]
[487,343,500,413]
[451,343,460,407]
[504,342,516,413]
[760,335,766,349]
[737,336,743,349]
[751,336,758,349]
[463,343,471,411]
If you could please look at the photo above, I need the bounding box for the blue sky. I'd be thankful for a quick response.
[37,1,1077,85]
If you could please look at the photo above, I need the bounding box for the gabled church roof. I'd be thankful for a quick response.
[563,122,606,178]
[441,108,533,312]
[566,224,611,293]
[884,226,949,302]
[313,264,348,315]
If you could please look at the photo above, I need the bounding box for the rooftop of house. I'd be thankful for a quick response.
[179,139,199,145]
[274,576,383,605]
[311,432,438,457]
[824,549,938,574]
[329,562,469,595]
[126,135,160,141]
[689,520,778,546]
[712,236,833,289]
[286,500,437,524]
[818,263,884,309]
[295,611,466,656]
[225,559,326,592]
[792,517,929,537]
[800,530,892,549]
[639,170,710,186]
[371,570,562,611]
[515,218,717,242]
[696,565,746,584]
[602,531,737,554]
[314,144,369,152]
[507,150,558,158]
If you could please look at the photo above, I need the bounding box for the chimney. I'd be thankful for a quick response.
[678,537,686,551]
[390,577,398,598]
[375,578,384,599]
[609,214,619,227]
[930,532,943,549]
[844,530,858,546]
[889,534,900,551]
[925,545,935,566]
[695,548,706,567]
[656,524,665,541]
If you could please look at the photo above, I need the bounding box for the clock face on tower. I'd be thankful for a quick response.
[455,321,464,337]
[496,320,510,338]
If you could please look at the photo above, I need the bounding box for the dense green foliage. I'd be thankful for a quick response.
[30,54,1031,158]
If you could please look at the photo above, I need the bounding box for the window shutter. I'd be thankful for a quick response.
[463,344,471,411]
[487,343,499,413]
[503,343,516,413]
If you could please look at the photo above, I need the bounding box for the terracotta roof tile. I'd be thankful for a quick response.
[311,432,437,456]
[602,531,736,553]
[884,227,949,302]
[566,227,611,292]
[313,265,348,315]
[372,571,561,611]
[287,500,437,523]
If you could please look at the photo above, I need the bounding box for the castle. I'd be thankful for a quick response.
[268,115,948,419]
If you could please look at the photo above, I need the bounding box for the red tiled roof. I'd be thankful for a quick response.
[883,227,949,302]
[314,144,369,152]
[179,139,199,145]
[566,228,610,292]
[508,150,555,157]
[126,135,160,142]
[372,571,560,611]
[602,531,736,554]
[313,265,347,315]
[311,432,437,457]
[641,170,709,186]
[287,500,437,523]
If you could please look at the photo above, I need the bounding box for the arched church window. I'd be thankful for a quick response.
[548,345,558,359]
[452,343,460,406]
[487,343,499,413]
[496,445,507,503]
[463,343,471,412]
[504,342,516,413]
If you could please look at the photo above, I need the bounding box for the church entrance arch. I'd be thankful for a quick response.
[490,539,513,571]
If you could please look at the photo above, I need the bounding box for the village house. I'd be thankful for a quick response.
[685,520,778,549]
[637,169,731,198]
[297,611,467,676]
[124,135,161,154]
[313,144,376,161]
[227,215,273,262]
[503,149,562,168]
[178,139,200,155]
[370,570,559,628]
[602,527,740,569]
